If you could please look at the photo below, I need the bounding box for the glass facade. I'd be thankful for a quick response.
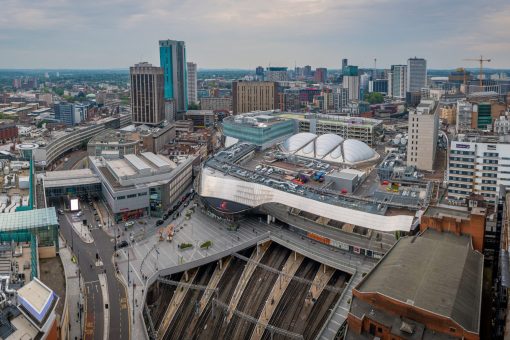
[222,120,295,147]
[477,103,492,129]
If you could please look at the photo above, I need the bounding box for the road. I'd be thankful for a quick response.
[57,199,129,340]
[54,150,88,171]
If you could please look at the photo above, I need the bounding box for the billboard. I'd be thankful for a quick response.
[70,198,79,212]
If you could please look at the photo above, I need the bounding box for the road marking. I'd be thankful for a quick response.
[85,280,99,284]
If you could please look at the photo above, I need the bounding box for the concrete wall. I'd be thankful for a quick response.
[38,246,57,259]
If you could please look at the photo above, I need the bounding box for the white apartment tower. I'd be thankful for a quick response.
[448,137,510,203]
[187,62,198,105]
[407,99,439,171]
[390,65,407,99]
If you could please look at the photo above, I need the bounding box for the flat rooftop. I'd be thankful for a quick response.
[0,207,58,231]
[277,113,383,128]
[42,169,101,188]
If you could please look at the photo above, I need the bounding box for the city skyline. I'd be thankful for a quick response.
[1,0,510,69]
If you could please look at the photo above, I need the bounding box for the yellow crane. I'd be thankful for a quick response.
[464,55,491,87]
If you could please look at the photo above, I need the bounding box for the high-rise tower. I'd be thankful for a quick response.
[159,39,188,119]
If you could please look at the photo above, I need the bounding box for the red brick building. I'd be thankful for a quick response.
[0,121,18,143]
[346,229,483,340]
[420,205,486,252]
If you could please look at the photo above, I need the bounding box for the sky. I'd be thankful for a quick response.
[1,0,510,70]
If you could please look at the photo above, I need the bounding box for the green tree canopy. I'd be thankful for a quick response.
[364,92,384,104]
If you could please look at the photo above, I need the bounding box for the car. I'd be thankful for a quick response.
[116,240,128,249]
[57,209,64,215]
[76,211,83,217]
[97,223,102,229]
[156,219,164,226]
[124,221,135,227]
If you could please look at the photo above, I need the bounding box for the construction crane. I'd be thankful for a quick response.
[464,55,491,87]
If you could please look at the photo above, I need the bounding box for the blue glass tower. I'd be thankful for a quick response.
[159,39,188,117]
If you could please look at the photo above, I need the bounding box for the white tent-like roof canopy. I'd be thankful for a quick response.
[281,132,378,165]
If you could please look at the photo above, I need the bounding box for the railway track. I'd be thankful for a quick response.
[148,272,182,330]
[190,253,248,340]
[163,263,216,339]
[223,244,290,340]
[261,259,319,340]
[303,272,347,340]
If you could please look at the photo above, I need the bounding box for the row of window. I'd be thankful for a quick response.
[451,150,475,155]
[116,192,147,200]
[449,176,471,182]
[449,163,474,169]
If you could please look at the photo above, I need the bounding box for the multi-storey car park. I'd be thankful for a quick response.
[221,111,383,149]
[276,113,383,146]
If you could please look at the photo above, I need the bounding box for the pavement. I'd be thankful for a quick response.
[59,238,85,340]
[57,198,129,340]
[117,197,378,340]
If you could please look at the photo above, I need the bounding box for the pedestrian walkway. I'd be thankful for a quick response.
[59,237,84,340]
[71,221,94,243]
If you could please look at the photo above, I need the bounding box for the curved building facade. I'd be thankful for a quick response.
[199,166,413,232]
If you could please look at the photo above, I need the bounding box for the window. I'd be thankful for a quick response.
[369,324,376,335]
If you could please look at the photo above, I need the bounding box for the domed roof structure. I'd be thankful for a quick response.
[342,139,377,163]
[281,132,316,153]
[315,134,344,158]
[282,133,378,165]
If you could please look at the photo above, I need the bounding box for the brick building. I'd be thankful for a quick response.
[0,121,18,142]
[420,205,487,252]
[347,228,483,340]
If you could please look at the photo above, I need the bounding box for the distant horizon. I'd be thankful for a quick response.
[1,67,510,72]
[2,0,509,69]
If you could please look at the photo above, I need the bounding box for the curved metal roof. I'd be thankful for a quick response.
[343,139,376,163]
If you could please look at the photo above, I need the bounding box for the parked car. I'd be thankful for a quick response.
[76,211,83,217]
[124,221,135,228]
[156,219,164,226]
[116,240,128,249]
[57,209,64,215]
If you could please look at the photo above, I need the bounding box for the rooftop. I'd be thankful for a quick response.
[88,129,139,146]
[0,208,58,232]
[356,228,483,333]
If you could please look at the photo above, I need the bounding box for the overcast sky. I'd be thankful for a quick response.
[1,0,509,69]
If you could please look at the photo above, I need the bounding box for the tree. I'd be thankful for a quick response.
[188,102,200,110]
[364,92,384,104]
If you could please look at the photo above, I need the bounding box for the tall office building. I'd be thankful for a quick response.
[255,66,264,77]
[456,100,473,132]
[342,59,348,72]
[407,57,427,92]
[389,65,407,99]
[303,65,312,77]
[265,67,288,81]
[407,99,438,171]
[342,65,360,101]
[130,62,165,126]
[314,68,328,83]
[187,62,198,105]
[54,102,75,126]
[159,39,188,118]
[232,81,277,114]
